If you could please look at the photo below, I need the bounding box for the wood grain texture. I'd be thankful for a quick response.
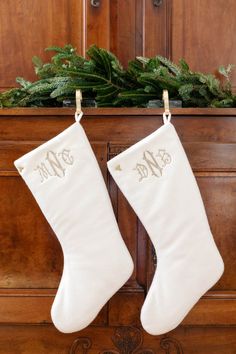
[142,0,172,58]
[0,107,235,353]
[85,0,110,51]
[110,0,137,65]
[0,0,84,88]
[0,325,235,354]
[1,0,236,88]
[172,0,236,89]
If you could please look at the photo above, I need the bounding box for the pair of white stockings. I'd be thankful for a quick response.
[14,112,223,335]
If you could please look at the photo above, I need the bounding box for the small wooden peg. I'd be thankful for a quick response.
[76,90,82,114]
[162,90,170,114]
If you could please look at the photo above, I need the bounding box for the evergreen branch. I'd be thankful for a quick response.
[156,55,181,75]
[0,44,235,108]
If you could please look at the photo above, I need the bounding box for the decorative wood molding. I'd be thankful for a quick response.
[70,327,184,354]
[69,337,92,354]
[108,144,130,158]
[102,327,155,354]
[160,337,184,354]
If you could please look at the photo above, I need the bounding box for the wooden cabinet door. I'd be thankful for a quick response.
[1,0,236,91]
[85,0,170,66]
[0,0,170,90]
[172,0,236,89]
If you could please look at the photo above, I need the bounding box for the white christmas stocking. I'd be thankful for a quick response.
[107,113,224,335]
[14,113,133,333]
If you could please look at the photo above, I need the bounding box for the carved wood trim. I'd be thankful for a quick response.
[101,326,148,353]
[69,337,92,354]
[160,337,184,354]
[70,327,184,354]
[108,144,130,158]
[106,327,154,354]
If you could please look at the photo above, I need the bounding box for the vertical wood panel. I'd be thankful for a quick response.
[0,0,84,88]
[69,0,85,55]
[197,176,236,291]
[117,191,139,287]
[110,0,137,66]
[172,0,236,88]
[143,0,172,58]
[85,0,110,51]
[1,0,236,90]
[0,176,63,288]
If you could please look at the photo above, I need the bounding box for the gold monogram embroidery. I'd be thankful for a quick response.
[133,149,171,182]
[143,150,162,177]
[35,149,74,183]
[134,163,149,181]
[59,149,74,165]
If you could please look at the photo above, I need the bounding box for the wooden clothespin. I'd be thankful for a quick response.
[76,89,82,114]
[162,89,170,115]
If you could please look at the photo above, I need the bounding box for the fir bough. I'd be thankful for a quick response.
[0,44,235,108]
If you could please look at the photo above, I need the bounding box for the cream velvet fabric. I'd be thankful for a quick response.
[107,121,224,335]
[14,121,133,333]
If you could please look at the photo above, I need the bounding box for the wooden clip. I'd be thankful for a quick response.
[76,89,82,114]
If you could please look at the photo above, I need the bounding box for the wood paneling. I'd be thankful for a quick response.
[110,0,137,65]
[1,0,236,89]
[0,289,107,326]
[0,0,84,88]
[172,0,236,88]
[0,325,235,354]
[198,176,236,290]
[142,0,171,58]
[0,108,236,352]
[86,0,171,65]
[85,0,110,51]
[0,176,63,288]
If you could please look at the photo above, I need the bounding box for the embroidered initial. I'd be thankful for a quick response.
[157,149,172,167]
[133,163,149,182]
[35,149,74,183]
[143,150,162,177]
[133,149,171,182]
[46,151,65,178]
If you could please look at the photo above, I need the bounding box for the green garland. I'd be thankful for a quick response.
[0,44,235,108]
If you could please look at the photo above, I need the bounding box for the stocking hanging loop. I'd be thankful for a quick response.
[75,111,84,122]
[163,112,171,124]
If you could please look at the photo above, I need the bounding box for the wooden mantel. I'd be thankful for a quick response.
[0,108,235,353]
[2,107,236,115]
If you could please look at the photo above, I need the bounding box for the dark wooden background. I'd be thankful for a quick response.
[0,107,236,353]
